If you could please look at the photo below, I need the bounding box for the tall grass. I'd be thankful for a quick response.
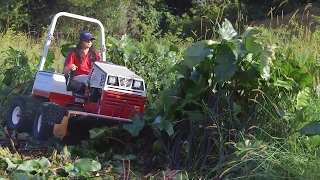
[1,3,320,179]
[233,3,320,179]
[188,3,320,179]
[0,28,69,72]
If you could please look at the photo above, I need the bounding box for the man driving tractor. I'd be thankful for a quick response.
[63,30,102,84]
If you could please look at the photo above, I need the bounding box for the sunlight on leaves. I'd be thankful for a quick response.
[234,139,267,157]
[243,27,262,55]
[273,79,293,90]
[260,45,276,81]
[218,19,237,41]
[296,87,311,109]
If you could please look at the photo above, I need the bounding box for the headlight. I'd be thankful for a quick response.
[132,80,144,90]
[107,76,118,85]
[133,80,142,88]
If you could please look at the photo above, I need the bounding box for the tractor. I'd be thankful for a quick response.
[5,12,146,141]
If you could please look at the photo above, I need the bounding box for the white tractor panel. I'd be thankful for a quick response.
[91,62,146,96]
[52,73,72,95]
[88,65,106,88]
[32,71,72,95]
[32,72,53,92]
[94,62,143,80]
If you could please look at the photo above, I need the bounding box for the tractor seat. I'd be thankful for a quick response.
[64,72,86,95]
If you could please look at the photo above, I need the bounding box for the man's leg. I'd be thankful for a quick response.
[71,75,88,93]
[72,75,88,84]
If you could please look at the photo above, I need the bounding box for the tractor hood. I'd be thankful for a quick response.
[87,61,146,96]
[93,62,143,80]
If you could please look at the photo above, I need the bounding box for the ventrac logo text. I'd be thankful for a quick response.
[91,74,99,83]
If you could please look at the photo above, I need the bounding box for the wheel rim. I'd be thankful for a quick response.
[11,107,21,125]
[37,114,42,133]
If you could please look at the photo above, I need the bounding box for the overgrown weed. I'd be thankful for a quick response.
[1,4,320,179]
[0,28,68,72]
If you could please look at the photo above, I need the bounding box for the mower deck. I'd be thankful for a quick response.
[53,110,133,139]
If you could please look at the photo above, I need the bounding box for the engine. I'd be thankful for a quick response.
[87,62,146,117]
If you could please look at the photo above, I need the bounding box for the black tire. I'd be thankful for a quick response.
[6,96,41,133]
[32,102,67,141]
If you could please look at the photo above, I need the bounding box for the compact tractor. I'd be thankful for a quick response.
[5,12,146,141]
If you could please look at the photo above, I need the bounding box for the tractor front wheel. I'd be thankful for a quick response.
[32,102,66,141]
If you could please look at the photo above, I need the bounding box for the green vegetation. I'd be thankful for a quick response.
[1,0,320,179]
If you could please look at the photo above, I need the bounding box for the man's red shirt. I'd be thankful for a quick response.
[64,50,102,75]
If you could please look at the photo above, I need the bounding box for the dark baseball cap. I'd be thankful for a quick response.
[79,31,96,41]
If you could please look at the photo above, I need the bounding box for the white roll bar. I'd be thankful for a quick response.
[38,12,106,71]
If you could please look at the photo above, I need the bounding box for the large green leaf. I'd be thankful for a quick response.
[299,121,320,136]
[152,116,174,136]
[19,55,29,67]
[184,40,217,69]
[305,135,320,148]
[234,139,266,157]
[0,156,17,170]
[38,157,51,168]
[123,43,138,61]
[12,173,37,180]
[228,39,247,59]
[89,127,107,139]
[161,89,179,112]
[152,140,164,153]
[241,27,261,38]
[236,66,260,87]
[5,66,21,75]
[122,115,145,137]
[259,45,276,81]
[242,27,262,55]
[74,158,101,172]
[162,120,174,136]
[16,160,41,172]
[295,73,313,89]
[232,102,241,116]
[296,88,310,108]
[60,43,76,58]
[189,71,202,85]
[2,74,13,86]
[44,49,56,70]
[273,79,293,90]
[245,33,262,56]
[108,37,120,47]
[183,111,204,121]
[218,19,237,41]
[214,43,239,82]
[280,63,312,89]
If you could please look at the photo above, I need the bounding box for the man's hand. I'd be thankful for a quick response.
[69,64,78,71]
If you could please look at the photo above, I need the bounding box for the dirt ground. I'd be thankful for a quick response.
[249,3,320,32]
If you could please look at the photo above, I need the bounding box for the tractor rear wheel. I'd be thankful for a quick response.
[6,96,41,133]
[32,102,66,140]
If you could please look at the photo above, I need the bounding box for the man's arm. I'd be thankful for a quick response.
[63,51,75,74]
[95,51,102,62]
